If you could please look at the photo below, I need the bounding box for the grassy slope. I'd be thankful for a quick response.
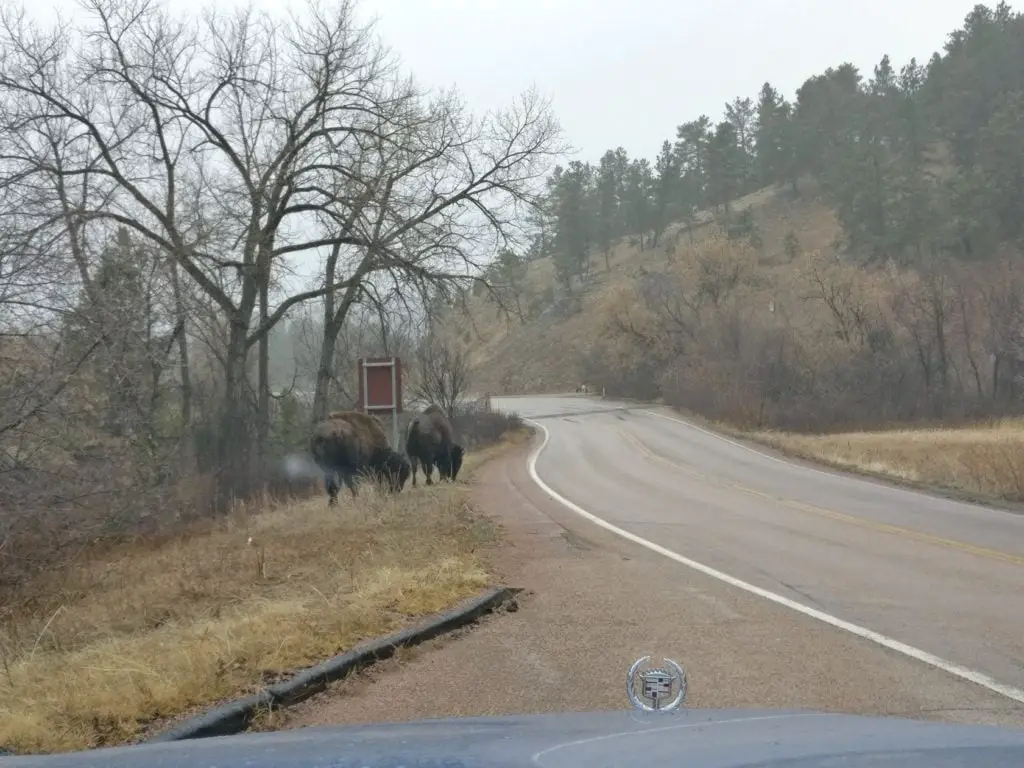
[745,420,1024,505]
[457,184,1024,504]
[0,429,528,755]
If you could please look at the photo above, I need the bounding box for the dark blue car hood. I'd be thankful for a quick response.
[6,708,1024,768]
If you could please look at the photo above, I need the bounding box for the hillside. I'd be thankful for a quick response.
[458,181,840,397]
[459,172,1023,426]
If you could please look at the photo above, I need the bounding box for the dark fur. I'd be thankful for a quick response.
[450,443,465,481]
[310,411,410,506]
[405,404,465,487]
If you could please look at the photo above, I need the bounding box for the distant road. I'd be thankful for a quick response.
[490,394,1024,702]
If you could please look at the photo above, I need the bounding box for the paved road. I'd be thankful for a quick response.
[490,395,1024,702]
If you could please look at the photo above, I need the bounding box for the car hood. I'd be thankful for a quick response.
[7,708,1024,768]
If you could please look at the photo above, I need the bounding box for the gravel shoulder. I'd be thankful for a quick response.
[273,435,1024,731]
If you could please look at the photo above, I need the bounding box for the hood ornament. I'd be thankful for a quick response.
[627,655,687,712]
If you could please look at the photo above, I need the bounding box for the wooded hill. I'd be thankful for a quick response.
[456,2,1024,433]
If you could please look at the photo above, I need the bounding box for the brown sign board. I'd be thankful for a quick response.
[356,357,403,413]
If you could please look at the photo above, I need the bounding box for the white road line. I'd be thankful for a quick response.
[640,408,1019,515]
[523,417,1024,706]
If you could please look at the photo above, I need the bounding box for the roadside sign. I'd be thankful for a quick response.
[356,357,403,448]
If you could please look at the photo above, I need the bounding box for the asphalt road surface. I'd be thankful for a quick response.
[490,395,1024,704]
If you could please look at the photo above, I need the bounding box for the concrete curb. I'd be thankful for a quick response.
[147,585,522,743]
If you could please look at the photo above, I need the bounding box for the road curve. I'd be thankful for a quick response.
[491,395,1024,702]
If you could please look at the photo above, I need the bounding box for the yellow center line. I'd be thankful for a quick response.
[616,427,1024,567]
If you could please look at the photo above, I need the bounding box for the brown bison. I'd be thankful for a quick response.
[309,411,411,506]
[405,404,465,487]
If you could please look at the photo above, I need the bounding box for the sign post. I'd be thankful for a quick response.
[356,356,403,449]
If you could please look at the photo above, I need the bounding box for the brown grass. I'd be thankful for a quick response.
[748,420,1024,502]
[0,429,529,756]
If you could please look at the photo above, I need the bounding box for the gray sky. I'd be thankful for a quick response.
[36,0,984,164]
[360,0,979,164]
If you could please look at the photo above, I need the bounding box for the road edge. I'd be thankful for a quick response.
[146,586,522,743]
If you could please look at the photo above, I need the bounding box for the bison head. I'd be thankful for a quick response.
[370,448,411,492]
[435,444,461,482]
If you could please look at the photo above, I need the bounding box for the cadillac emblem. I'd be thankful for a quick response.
[626,655,687,712]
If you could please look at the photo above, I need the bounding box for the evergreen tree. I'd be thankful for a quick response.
[534,3,1024,274]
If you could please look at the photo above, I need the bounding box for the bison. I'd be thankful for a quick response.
[405,404,465,487]
[309,410,411,506]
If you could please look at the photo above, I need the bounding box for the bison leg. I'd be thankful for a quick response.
[324,472,340,507]
[423,459,435,485]
[437,447,453,481]
[409,456,419,487]
[340,471,359,498]
[449,444,464,482]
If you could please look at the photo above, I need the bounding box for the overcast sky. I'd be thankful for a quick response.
[35,0,984,165]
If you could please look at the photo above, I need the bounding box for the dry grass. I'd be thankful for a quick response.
[748,419,1024,502]
[0,429,529,756]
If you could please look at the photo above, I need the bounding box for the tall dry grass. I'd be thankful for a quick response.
[0,430,527,756]
[749,419,1024,502]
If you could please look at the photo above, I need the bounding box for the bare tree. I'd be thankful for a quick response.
[980,259,1024,402]
[0,0,414,483]
[412,333,471,420]
[0,169,190,586]
[306,83,566,421]
[891,265,954,413]
[295,286,418,413]
[0,144,100,443]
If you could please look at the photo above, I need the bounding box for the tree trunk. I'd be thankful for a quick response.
[257,272,270,469]
[169,259,193,472]
[312,246,375,424]
[216,313,255,504]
